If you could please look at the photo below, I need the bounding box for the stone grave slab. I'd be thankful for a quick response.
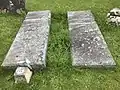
[1,10,51,70]
[68,10,116,68]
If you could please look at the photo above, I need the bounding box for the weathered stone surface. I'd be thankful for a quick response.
[68,10,116,68]
[25,11,51,20]
[14,67,32,83]
[1,10,51,69]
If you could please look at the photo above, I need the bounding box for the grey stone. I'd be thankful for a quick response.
[68,10,116,68]
[14,67,32,83]
[1,10,51,70]
[25,11,50,20]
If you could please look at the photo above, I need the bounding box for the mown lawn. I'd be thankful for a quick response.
[0,0,120,90]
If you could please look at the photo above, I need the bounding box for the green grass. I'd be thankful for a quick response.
[0,0,120,90]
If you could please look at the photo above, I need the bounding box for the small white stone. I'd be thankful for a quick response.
[102,53,105,55]
[88,46,91,49]
[90,49,92,52]
[81,43,85,47]
[88,53,90,55]
[14,67,33,83]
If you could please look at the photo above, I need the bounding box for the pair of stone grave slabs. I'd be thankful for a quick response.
[68,10,116,68]
[1,10,51,70]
